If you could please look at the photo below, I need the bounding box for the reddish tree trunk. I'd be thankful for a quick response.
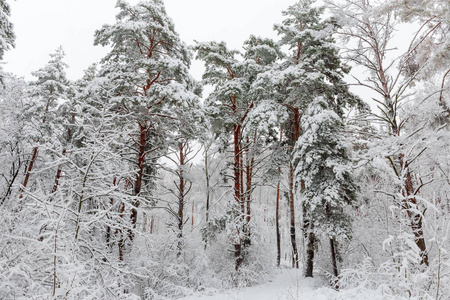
[50,116,73,198]
[150,216,155,234]
[50,148,67,198]
[19,146,38,200]
[231,92,244,270]
[19,99,52,200]
[233,122,243,270]
[129,122,147,242]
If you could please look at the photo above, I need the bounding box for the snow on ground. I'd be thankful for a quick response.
[180,268,409,300]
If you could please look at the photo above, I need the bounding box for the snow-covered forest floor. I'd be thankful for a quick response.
[180,268,408,300]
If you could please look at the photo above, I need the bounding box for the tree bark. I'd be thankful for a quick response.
[289,162,299,269]
[19,146,38,200]
[19,98,52,200]
[50,148,67,198]
[204,145,210,248]
[118,202,125,262]
[233,122,243,270]
[177,142,185,254]
[399,154,428,265]
[276,127,283,267]
[305,230,315,277]
[330,238,339,278]
[50,116,73,198]
[276,179,281,267]
[287,107,301,269]
[243,140,253,248]
[106,177,117,247]
[129,121,147,242]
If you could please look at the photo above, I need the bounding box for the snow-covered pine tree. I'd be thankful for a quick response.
[196,36,283,270]
[0,0,14,61]
[94,0,200,249]
[161,90,204,253]
[241,35,285,249]
[19,46,70,201]
[294,98,357,278]
[266,0,363,270]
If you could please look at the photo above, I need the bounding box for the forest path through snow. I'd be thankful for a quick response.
[179,267,410,300]
[180,268,331,300]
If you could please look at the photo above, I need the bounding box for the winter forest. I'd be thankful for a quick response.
[0,0,449,299]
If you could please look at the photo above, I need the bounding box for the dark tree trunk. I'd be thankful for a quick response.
[177,142,185,254]
[289,162,299,269]
[305,230,315,277]
[129,122,147,242]
[330,238,339,277]
[276,180,281,267]
[106,177,117,247]
[276,128,283,267]
[305,200,315,277]
[286,107,301,269]
[243,142,253,248]
[204,146,210,248]
[399,154,429,266]
[118,202,125,261]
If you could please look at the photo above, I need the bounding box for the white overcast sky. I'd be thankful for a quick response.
[3,0,296,81]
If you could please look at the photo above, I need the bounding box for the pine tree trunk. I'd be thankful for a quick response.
[233,120,243,270]
[399,154,428,265]
[276,179,281,267]
[330,238,339,277]
[243,143,253,248]
[286,107,301,269]
[204,146,210,248]
[305,230,315,277]
[106,177,116,247]
[289,162,299,269]
[19,98,51,200]
[129,122,147,242]
[177,142,185,254]
[118,202,125,261]
[50,117,73,198]
[276,128,283,267]
[50,148,67,198]
[19,146,38,200]
[150,216,155,234]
